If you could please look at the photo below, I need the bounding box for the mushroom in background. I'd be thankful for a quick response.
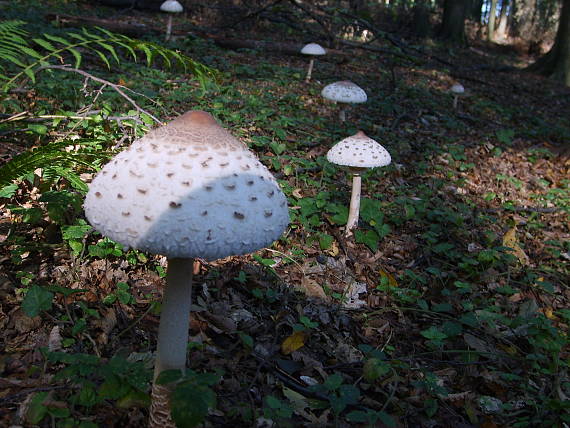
[450,83,465,109]
[326,131,391,236]
[300,43,326,83]
[84,111,289,427]
[160,0,183,41]
[321,80,367,122]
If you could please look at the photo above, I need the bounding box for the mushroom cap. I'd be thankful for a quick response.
[450,83,465,94]
[326,131,391,169]
[301,43,326,56]
[160,0,183,13]
[321,81,367,104]
[84,111,289,261]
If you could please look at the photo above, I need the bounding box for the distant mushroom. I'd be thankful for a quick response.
[300,42,326,83]
[450,83,465,110]
[326,131,391,236]
[321,80,367,122]
[160,0,183,41]
[84,111,289,427]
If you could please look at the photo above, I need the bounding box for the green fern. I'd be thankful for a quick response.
[0,139,110,190]
[0,20,217,90]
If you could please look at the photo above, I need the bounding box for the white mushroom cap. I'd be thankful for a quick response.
[450,83,465,94]
[321,81,367,104]
[326,131,391,169]
[160,0,183,13]
[301,43,326,56]
[84,111,289,261]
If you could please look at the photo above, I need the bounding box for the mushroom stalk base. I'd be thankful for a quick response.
[339,107,347,122]
[150,257,194,428]
[453,95,458,109]
[346,173,362,236]
[305,59,315,82]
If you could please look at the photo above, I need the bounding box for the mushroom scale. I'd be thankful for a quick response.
[84,111,289,261]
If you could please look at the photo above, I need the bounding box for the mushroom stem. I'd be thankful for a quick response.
[165,15,173,41]
[150,257,193,427]
[305,58,315,82]
[339,106,347,122]
[346,173,362,236]
[453,94,459,110]
[154,257,194,377]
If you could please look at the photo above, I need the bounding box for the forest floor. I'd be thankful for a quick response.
[0,1,569,427]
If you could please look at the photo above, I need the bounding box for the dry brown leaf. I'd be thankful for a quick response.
[379,268,398,287]
[299,276,329,300]
[281,331,307,355]
[502,226,529,265]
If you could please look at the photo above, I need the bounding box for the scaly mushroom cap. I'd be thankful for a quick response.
[301,43,326,56]
[321,81,367,104]
[160,0,183,13]
[326,131,391,169]
[84,111,289,260]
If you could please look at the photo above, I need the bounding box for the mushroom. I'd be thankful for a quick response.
[326,131,391,236]
[300,42,326,83]
[321,80,367,122]
[83,111,289,427]
[160,0,183,41]
[450,83,465,110]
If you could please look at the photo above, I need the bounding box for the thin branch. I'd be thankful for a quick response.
[35,65,162,124]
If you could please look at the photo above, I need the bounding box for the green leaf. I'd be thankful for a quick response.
[33,38,56,51]
[420,326,448,341]
[0,184,18,198]
[22,285,54,317]
[26,392,49,424]
[171,383,216,428]
[354,229,379,252]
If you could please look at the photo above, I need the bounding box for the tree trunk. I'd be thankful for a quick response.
[470,0,484,21]
[487,0,498,41]
[438,0,468,44]
[412,0,431,38]
[527,0,570,86]
[511,0,538,39]
[495,0,510,40]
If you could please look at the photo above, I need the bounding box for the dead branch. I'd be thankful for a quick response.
[45,13,159,37]
[35,65,162,124]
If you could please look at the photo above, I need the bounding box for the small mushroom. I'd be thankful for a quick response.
[300,42,326,83]
[84,111,289,427]
[321,80,367,122]
[450,83,465,110]
[160,0,183,41]
[326,131,391,236]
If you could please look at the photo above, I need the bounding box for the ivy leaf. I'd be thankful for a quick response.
[22,285,54,317]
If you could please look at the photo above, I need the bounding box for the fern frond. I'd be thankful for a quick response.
[0,140,110,188]
[0,22,217,92]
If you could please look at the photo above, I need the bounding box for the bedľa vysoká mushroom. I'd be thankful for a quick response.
[321,80,367,122]
[326,131,391,236]
[84,110,289,427]
[160,0,183,41]
[300,42,326,83]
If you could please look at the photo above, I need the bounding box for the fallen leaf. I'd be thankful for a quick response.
[281,331,307,355]
[48,325,62,352]
[379,268,398,287]
[502,226,529,265]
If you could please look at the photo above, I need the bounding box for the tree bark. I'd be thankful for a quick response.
[495,0,510,40]
[438,0,468,44]
[527,0,570,86]
[412,0,431,38]
[510,0,538,39]
[487,0,498,41]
